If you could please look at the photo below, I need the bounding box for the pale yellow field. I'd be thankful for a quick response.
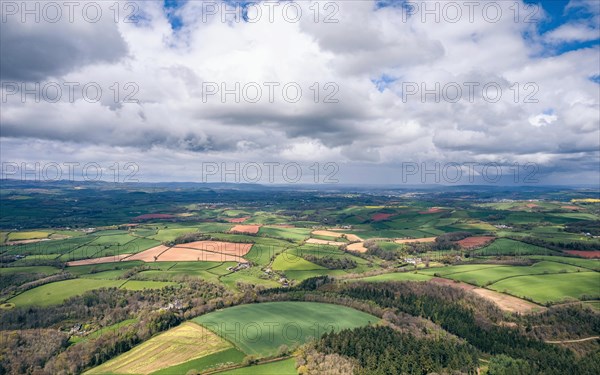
[347,242,367,253]
[86,322,232,374]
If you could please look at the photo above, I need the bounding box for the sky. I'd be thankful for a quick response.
[0,0,599,185]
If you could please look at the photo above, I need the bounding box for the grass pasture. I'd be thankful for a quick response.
[356,272,433,283]
[442,261,586,286]
[194,302,378,356]
[7,279,125,307]
[215,358,298,374]
[0,265,61,276]
[259,226,311,242]
[219,268,281,290]
[120,280,176,290]
[87,322,233,375]
[7,231,51,241]
[488,272,600,304]
[474,238,557,256]
[151,347,246,375]
[418,264,507,277]
[8,276,176,307]
[529,256,600,271]
[272,253,325,271]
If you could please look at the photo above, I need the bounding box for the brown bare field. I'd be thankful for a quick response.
[347,242,367,253]
[225,217,250,223]
[125,245,171,262]
[158,247,243,262]
[457,236,495,249]
[306,238,346,246]
[395,237,437,244]
[66,254,133,266]
[174,241,252,256]
[312,230,343,238]
[371,213,393,221]
[564,250,600,259]
[65,241,251,264]
[230,224,260,234]
[472,288,543,313]
[313,230,362,242]
[525,203,539,208]
[419,207,443,214]
[345,234,363,242]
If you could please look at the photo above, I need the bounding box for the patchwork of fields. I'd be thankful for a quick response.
[1,195,599,374]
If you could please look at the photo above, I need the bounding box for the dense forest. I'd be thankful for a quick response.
[317,326,479,374]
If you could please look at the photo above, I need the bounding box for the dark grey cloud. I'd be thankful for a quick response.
[0,5,128,81]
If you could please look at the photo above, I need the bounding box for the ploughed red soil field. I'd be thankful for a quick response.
[225,217,250,223]
[66,254,133,266]
[125,245,170,261]
[525,203,539,208]
[229,224,260,234]
[457,236,495,249]
[157,248,243,262]
[371,213,393,221]
[69,242,253,264]
[419,207,443,214]
[564,250,600,259]
[174,241,252,256]
[561,205,581,210]
[133,213,175,220]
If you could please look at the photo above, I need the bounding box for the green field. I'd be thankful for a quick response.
[488,272,600,304]
[419,264,507,276]
[7,231,51,241]
[66,261,148,276]
[152,347,246,375]
[194,302,378,356]
[0,265,61,276]
[151,228,200,242]
[258,227,311,242]
[120,280,177,290]
[272,253,325,271]
[215,358,297,375]
[8,278,176,307]
[356,272,433,282]
[529,256,600,271]
[219,268,281,290]
[283,269,350,281]
[474,238,557,256]
[442,261,586,286]
[8,279,125,307]
[135,261,235,282]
